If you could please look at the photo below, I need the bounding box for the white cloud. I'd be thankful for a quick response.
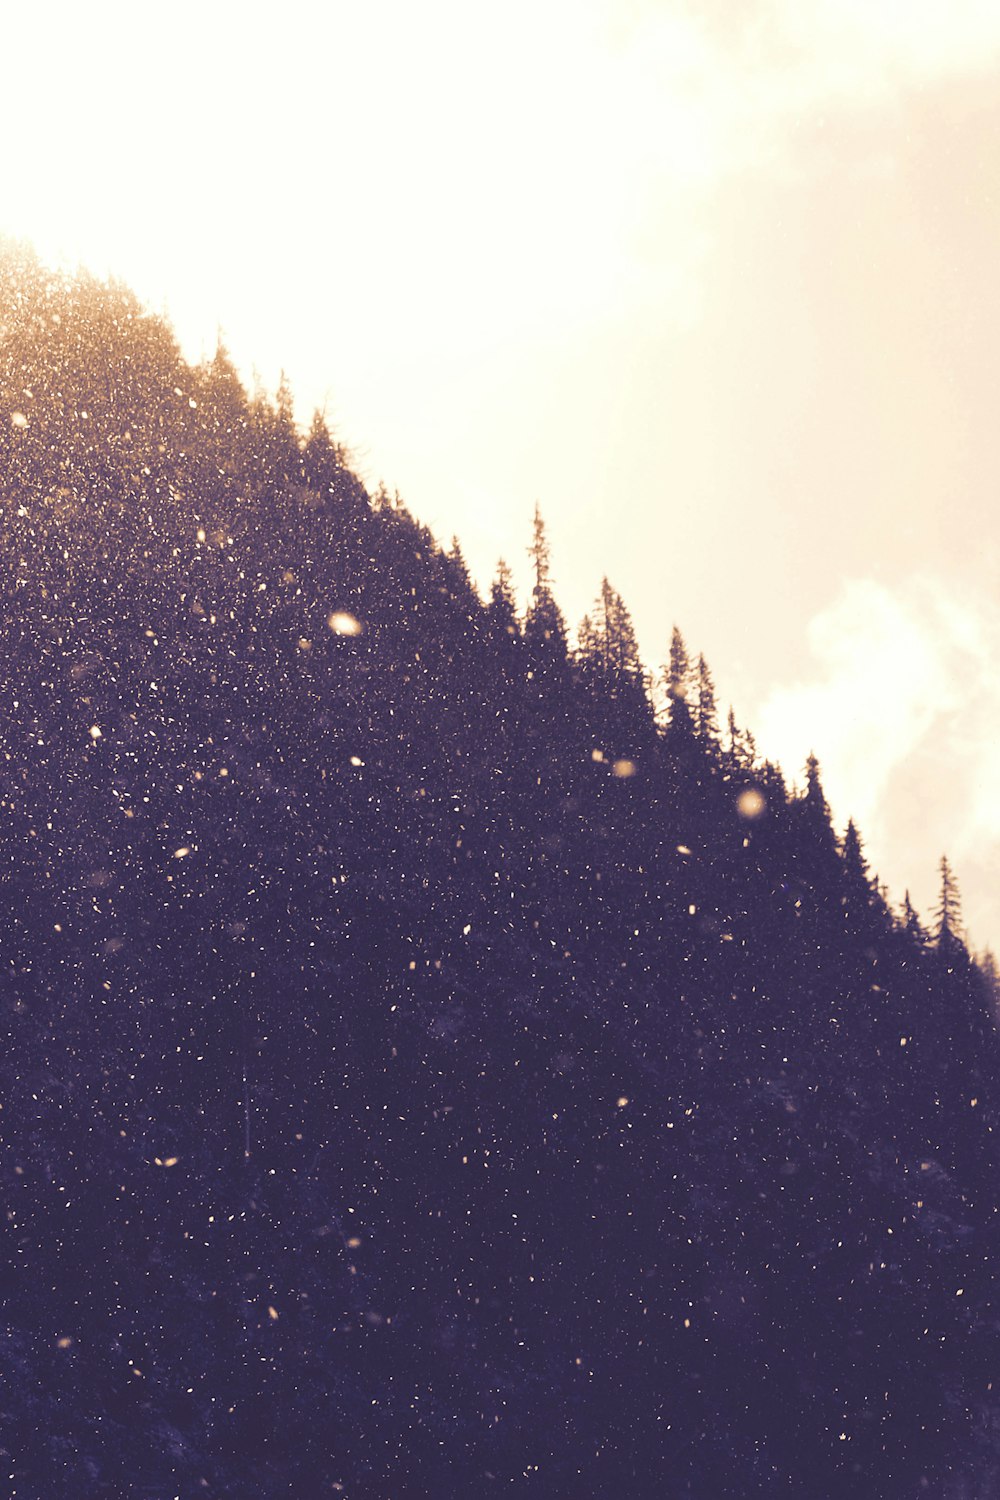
[756,576,1000,945]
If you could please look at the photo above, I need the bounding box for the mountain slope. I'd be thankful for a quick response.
[1,245,999,1498]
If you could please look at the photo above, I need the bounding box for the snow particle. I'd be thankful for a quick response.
[327,612,363,636]
[736,788,766,820]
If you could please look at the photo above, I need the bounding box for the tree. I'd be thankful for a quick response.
[576,578,651,750]
[694,653,719,747]
[794,753,838,881]
[841,819,879,931]
[528,500,552,602]
[901,889,929,946]
[934,855,964,953]
[668,625,690,700]
[842,819,868,885]
[724,706,757,772]
[664,625,694,738]
[577,578,642,679]
[487,558,519,639]
[524,505,568,659]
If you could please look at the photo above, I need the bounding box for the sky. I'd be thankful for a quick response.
[4,0,1000,945]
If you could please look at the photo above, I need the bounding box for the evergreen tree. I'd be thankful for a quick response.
[901,889,929,945]
[664,624,694,738]
[524,504,568,658]
[794,752,839,884]
[724,705,757,772]
[694,653,719,748]
[934,854,964,953]
[487,558,519,638]
[576,578,651,751]
[842,819,868,883]
[841,818,879,931]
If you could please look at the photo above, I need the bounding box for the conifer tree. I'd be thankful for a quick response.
[488,558,519,638]
[576,579,650,749]
[668,625,690,700]
[804,753,829,816]
[934,855,964,953]
[577,578,642,680]
[842,819,868,884]
[524,504,568,657]
[725,706,757,771]
[302,408,338,476]
[795,752,838,879]
[445,536,474,594]
[841,818,878,930]
[664,625,694,738]
[901,890,928,945]
[694,653,719,747]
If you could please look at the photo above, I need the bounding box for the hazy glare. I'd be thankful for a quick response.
[5,0,1000,943]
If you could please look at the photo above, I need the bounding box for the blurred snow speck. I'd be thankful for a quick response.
[89,725,102,740]
[327,611,364,636]
[10,411,27,428]
[612,759,636,778]
[736,787,766,819]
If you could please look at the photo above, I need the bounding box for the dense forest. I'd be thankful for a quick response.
[2,241,1000,1497]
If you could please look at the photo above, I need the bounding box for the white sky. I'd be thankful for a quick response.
[5,1,1000,944]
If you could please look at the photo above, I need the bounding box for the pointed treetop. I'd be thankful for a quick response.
[490,557,518,626]
[528,502,552,601]
[577,578,642,681]
[842,819,869,882]
[900,889,926,944]
[804,752,829,813]
[524,509,568,658]
[934,854,964,950]
[668,626,690,701]
[694,654,719,743]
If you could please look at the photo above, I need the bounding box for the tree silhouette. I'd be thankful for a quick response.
[935,853,965,953]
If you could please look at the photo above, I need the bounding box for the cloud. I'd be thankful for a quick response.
[611,0,1000,189]
[756,576,1000,944]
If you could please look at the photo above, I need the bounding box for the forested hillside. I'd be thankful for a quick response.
[2,243,999,1498]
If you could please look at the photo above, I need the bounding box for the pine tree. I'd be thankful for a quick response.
[724,706,757,771]
[577,578,642,680]
[576,579,650,751]
[694,653,719,747]
[668,625,690,700]
[901,890,928,945]
[842,819,868,884]
[795,752,838,880]
[664,625,694,738]
[445,536,474,595]
[528,500,551,601]
[934,855,964,953]
[524,505,568,657]
[841,818,876,929]
[488,558,519,639]
[804,753,829,817]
